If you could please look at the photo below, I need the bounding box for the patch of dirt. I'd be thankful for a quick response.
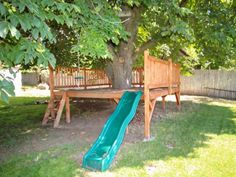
[0,97,180,164]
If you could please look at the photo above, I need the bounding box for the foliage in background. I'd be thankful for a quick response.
[0,0,81,101]
[60,0,235,76]
[0,71,15,103]
[133,0,236,74]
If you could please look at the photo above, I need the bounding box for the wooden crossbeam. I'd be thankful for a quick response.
[113,98,120,104]
[162,95,166,112]
[53,92,66,128]
[66,96,70,123]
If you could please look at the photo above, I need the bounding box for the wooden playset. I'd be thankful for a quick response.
[42,50,180,140]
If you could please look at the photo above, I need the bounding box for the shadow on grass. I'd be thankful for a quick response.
[0,97,48,148]
[113,99,236,170]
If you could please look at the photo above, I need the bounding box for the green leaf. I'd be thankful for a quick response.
[0,21,9,38]
[32,28,39,39]
[0,90,9,103]
[32,17,41,27]
[19,16,32,32]
[15,52,24,64]
[9,14,19,26]
[9,24,21,39]
[18,3,26,13]
[0,3,6,15]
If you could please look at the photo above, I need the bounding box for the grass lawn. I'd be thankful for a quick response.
[0,96,236,177]
[0,97,48,147]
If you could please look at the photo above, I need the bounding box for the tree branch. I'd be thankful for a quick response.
[107,43,117,58]
[179,48,190,57]
[179,0,188,7]
[132,39,157,60]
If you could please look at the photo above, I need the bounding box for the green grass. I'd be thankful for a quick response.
[111,101,236,177]
[0,97,48,147]
[0,97,236,177]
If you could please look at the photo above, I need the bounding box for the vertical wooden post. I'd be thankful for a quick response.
[126,126,129,135]
[42,65,55,125]
[168,59,173,94]
[66,96,70,123]
[162,96,166,112]
[139,69,143,87]
[144,50,151,140]
[175,65,181,110]
[49,65,55,116]
[84,69,87,89]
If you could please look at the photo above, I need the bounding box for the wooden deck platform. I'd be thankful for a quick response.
[42,50,181,140]
[54,87,179,100]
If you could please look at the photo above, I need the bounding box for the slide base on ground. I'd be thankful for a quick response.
[82,91,142,171]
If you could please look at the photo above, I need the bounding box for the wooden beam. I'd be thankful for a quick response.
[126,126,129,135]
[114,98,120,104]
[168,59,172,94]
[162,95,166,112]
[175,91,181,110]
[84,69,87,89]
[66,96,71,123]
[42,65,55,125]
[49,65,55,118]
[53,92,66,128]
[42,103,51,125]
[149,99,157,122]
[144,50,151,139]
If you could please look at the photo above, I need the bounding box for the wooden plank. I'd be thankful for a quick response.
[175,91,181,110]
[149,99,157,122]
[114,98,120,104]
[49,65,55,118]
[162,96,166,112]
[84,69,87,89]
[42,103,51,125]
[149,83,170,89]
[168,59,172,94]
[66,96,70,123]
[53,92,66,128]
[144,50,151,139]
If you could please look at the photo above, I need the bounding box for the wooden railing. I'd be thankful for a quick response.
[53,67,144,89]
[52,55,179,90]
[132,68,144,87]
[144,51,180,92]
[54,67,111,89]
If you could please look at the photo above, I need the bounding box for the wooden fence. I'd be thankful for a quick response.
[181,70,236,100]
[54,67,144,89]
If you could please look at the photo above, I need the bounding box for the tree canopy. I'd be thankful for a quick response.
[0,0,235,100]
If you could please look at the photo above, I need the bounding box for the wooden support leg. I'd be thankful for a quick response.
[175,92,181,110]
[42,98,54,125]
[113,98,119,104]
[66,96,70,123]
[50,101,55,119]
[144,99,157,141]
[149,99,157,120]
[42,104,51,125]
[53,92,66,128]
[126,126,129,135]
[162,96,166,112]
[144,100,150,140]
[145,99,156,138]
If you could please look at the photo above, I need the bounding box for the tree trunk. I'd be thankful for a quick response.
[111,55,133,89]
[105,6,141,89]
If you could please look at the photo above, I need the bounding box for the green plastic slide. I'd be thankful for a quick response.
[82,91,143,171]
